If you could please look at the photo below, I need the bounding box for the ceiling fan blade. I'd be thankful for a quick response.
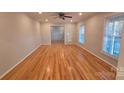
[62,17,65,20]
[64,16,72,18]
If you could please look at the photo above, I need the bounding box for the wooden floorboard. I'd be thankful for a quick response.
[1,43,116,80]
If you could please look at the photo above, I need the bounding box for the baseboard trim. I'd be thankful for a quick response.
[42,44,51,45]
[75,43,117,69]
[0,43,117,79]
[0,44,42,79]
[41,43,51,45]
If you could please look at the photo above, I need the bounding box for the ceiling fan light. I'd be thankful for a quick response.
[79,13,82,16]
[45,18,48,22]
[38,12,42,14]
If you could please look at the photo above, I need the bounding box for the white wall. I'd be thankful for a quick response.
[65,23,76,44]
[40,23,76,45]
[0,13,41,77]
[76,13,119,67]
[40,23,51,45]
[116,26,124,79]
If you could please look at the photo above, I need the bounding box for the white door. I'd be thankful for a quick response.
[51,26,64,43]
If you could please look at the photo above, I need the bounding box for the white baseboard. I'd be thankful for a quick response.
[42,44,51,45]
[0,43,117,79]
[41,42,51,45]
[75,43,117,69]
[0,44,42,79]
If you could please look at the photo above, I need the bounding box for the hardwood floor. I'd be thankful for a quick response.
[1,43,116,80]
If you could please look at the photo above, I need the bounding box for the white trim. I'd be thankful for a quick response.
[65,42,74,45]
[78,41,85,45]
[0,43,42,79]
[101,50,118,60]
[101,13,124,61]
[41,44,51,45]
[0,42,117,79]
[76,43,117,69]
[104,13,124,19]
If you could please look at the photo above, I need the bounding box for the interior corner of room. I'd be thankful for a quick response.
[0,12,124,80]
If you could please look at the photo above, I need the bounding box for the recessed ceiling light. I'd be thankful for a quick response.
[38,12,42,14]
[79,13,82,16]
[45,18,48,22]
[71,20,73,22]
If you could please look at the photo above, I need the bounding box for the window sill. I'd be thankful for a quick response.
[79,43,84,45]
[78,41,84,45]
[101,51,118,61]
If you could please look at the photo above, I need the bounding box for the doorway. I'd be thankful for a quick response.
[51,26,64,44]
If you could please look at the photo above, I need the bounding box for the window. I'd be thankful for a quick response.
[102,15,124,57]
[79,25,85,44]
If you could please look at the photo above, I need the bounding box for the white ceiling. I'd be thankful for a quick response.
[26,12,98,23]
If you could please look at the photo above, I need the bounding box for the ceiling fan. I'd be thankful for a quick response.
[54,12,72,20]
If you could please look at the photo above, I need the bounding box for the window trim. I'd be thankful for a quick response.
[78,24,85,44]
[101,14,124,60]
[101,50,118,60]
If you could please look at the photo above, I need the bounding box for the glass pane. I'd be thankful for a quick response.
[103,36,113,54]
[105,21,114,36]
[79,34,84,43]
[113,37,121,56]
[113,20,123,56]
[79,25,85,44]
[114,21,123,36]
[103,16,123,57]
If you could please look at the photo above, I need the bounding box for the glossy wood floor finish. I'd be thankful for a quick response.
[2,43,116,80]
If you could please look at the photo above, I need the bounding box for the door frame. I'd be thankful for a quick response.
[50,24,65,44]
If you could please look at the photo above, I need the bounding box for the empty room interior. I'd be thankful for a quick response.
[0,12,124,80]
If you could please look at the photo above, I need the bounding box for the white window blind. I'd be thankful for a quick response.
[103,15,124,57]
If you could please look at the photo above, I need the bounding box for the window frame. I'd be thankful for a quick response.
[101,14,124,60]
[78,24,85,44]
